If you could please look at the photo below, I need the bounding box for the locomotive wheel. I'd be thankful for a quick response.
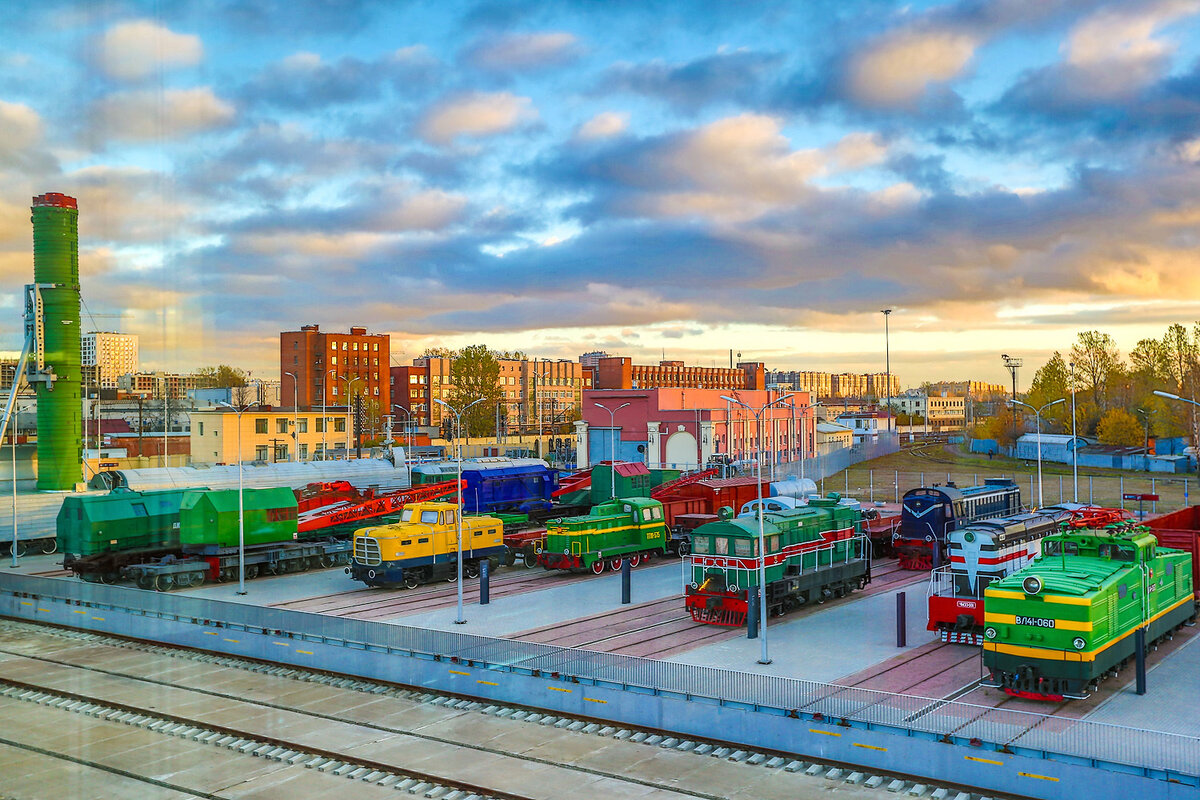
[403,572,420,590]
[39,539,58,555]
[522,549,539,569]
[9,541,28,558]
[465,561,481,579]
[629,554,641,568]
[246,565,260,579]
[100,572,118,585]
[136,576,153,590]
[676,541,690,556]
[319,554,335,569]
[503,550,516,567]
[153,575,172,592]
[445,569,458,582]
[590,560,606,575]
[610,557,623,571]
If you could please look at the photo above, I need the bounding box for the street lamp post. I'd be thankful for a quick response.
[1136,407,1159,470]
[881,309,893,433]
[338,375,362,457]
[284,371,299,462]
[10,401,24,568]
[593,402,631,497]
[786,401,821,481]
[392,404,412,452]
[1008,398,1065,508]
[433,396,485,625]
[720,392,793,665]
[218,401,253,595]
[322,369,337,459]
[1152,390,1199,450]
[1069,361,1078,502]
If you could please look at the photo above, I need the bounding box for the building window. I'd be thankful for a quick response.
[373,343,378,351]
[198,422,204,435]
[276,419,289,434]
[255,418,267,434]
[299,444,308,459]
[255,445,269,461]
[298,419,308,433]
[374,387,379,395]
[332,386,338,396]
[331,356,337,365]
[335,418,346,432]
[353,342,358,351]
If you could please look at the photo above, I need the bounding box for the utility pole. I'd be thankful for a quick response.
[1001,354,1022,438]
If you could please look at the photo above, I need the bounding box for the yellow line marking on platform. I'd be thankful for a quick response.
[91,617,103,621]
[449,670,470,676]
[584,697,607,704]
[222,638,239,643]
[809,728,841,737]
[72,609,86,614]
[272,642,289,647]
[548,687,572,693]
[19,601,30,606]
[965,756,1004,765]
[296,650,313,655]
[477,680,498,686]
[853,743,886,751]
[1018,772,1059,782]
[37,608,49,613]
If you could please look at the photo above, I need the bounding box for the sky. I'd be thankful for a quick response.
[1,0,1200,390]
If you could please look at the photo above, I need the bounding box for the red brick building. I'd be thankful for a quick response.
[280,324,390,413]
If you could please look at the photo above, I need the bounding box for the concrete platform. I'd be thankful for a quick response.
[392,560,686,635]
[665,584,935,681]
[1083,633,1200,736]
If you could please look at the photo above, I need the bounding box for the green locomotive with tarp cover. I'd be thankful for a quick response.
[684,497,869,626]
[982,526,1195,700]
[58,489,191,558]
[537,496,668,573]
[179,487,297,549]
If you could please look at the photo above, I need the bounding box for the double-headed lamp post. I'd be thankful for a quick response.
[433,396,485,625]
[338,375,362,457]
[218,401,254,595]
[283,371,299,462]
[392,404,412,451]
[720,392,793,665]
[593,401,631,498]
[1008,398,1064,508]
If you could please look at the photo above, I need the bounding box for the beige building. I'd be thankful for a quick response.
[191,408,353,464]
[82,332,138,389]
[118,371,199,400]
[926,395,966,431]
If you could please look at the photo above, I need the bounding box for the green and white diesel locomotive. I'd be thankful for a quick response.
[982,526,1195,700]
[684,496,869,626]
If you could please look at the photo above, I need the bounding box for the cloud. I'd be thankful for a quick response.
[601,50,782,112]
[998,1,1200,121]
[463,31,582,71]
[575,111,628,140]
[0,101,55,172]
[416,91,539,144]
[845,29,977,109]
[239,46,440,110]
[94,19,204,81]
[87,87,235,142]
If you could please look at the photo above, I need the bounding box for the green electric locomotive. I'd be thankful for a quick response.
[536,497,669,573]
[684,497,869,626]
[982,526,1195,700]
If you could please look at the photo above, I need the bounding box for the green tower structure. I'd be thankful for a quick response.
[30,193,82,490]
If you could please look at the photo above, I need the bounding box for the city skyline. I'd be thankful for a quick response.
[2,2,1199,387]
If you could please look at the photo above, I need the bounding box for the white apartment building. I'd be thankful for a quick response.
[81,332,139,388]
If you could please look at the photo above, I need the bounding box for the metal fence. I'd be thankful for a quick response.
[4,573,1196,778]
[832,466,1191,513]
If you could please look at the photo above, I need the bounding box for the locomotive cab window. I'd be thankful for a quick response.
[1043,541,1079,556]
[715,538,729,555]
[734,538,754,557]
[693,537,711,554]
[649,506,663,520]
[642,509,653,521]
[401,509,414,522]
[769,535,780,552]
[419,510,438,524]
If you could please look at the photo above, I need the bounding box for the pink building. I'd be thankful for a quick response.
[578,388,817,470]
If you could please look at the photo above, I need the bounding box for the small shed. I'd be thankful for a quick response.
[1014,433,1091,463]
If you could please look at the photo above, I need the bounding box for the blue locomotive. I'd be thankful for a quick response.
[893,479,1020,569]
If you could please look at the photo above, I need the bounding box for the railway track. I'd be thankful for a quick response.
[0,619,1001,800]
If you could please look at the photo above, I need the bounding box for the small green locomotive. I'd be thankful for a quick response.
[982,526,1195,700]
[685,498,869,626]
[536,497,668,573]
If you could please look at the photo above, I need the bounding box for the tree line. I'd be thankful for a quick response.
[976,324,1200,448]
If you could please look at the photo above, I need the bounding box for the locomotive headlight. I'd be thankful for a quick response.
[964,532,975,543]
[924,535,933,542]
[1072,637,1086,650]
[690,582,698,590]
[984,627,997,640]
[1022,575,1043,595]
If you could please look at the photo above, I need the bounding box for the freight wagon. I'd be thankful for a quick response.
[981,525,1195,700]
[59,487,350,589]
[685,498,869,626]
[1145,505,1200,600]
